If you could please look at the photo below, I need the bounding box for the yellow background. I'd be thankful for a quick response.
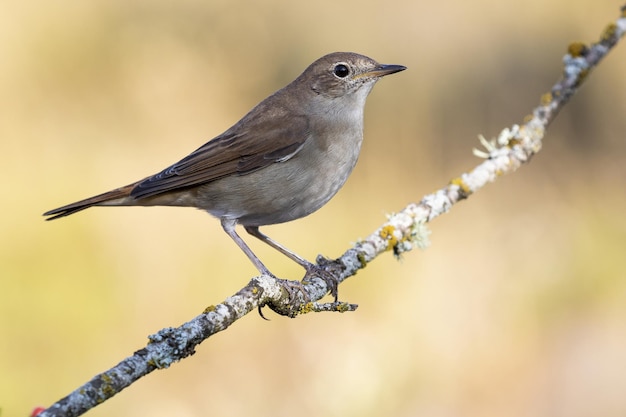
[2,1,626,416]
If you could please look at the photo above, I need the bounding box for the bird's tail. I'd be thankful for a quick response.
[43,184,136,220]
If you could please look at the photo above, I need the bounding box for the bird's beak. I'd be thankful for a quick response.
[358,64,407,79]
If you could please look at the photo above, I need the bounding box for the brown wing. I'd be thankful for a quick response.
[131,113,310,199]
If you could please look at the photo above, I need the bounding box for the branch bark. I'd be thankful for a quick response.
[37,5,626,417]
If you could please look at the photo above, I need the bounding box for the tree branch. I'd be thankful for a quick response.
[36,5,626,417]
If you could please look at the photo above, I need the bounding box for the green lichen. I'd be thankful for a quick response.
[101,383,116,398]
[356,252,367,268]
[414,221,430,248]
[98,374,117,401]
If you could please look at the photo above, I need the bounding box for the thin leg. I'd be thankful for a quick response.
[245,226,339,300]
[244,226,309,267]
[224,220,308,305]
[221,218,272,276]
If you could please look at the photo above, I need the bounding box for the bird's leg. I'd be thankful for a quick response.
[221,218,273,276]
[221,218,308,306]
[244,226,339,301]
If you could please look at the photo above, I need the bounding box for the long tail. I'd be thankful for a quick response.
[43,184,136,220]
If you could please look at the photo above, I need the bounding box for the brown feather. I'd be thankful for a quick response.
[43,184,136,220]
[130,110,309,199]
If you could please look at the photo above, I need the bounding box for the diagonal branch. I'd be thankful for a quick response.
[36,5,626,417]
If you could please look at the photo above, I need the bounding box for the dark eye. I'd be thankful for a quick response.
[333,63,350,78]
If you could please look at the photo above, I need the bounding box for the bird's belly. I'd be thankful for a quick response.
[196,139,360,226]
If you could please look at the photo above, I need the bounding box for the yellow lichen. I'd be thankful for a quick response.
[601,23,617,42]
[379,225,398,251]
[577,68,589,86]
[299,302,314,314]
[334,303,351,313]
[540,92,553,106]
[203,305,216,314]
[450,177,472,196]
[567,42,588,57]
[508,138,522,147]
[101,383,116,398]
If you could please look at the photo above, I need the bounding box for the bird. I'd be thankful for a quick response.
[44,52,406,296]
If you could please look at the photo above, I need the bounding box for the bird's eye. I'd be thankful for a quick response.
[333,63,350,78]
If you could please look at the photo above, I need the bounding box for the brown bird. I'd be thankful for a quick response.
[44,52,406,293]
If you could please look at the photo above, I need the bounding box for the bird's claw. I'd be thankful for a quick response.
[303,263,339,302]
[279,278,310,303]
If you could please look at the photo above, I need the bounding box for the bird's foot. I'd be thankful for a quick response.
[302,261,340,302]
[257,274,310,319]
[279,278,310,304]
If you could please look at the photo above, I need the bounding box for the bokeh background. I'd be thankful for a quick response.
[2,1,626,416]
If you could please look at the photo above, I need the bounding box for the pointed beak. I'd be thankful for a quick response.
[362,63,407,78]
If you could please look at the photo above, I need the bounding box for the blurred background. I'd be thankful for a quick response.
[2,1,626,416]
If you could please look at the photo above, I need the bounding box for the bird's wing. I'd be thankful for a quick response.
[130,113,309,199]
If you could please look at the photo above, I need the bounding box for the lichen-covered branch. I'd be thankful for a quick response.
[351,6,626,265]
[36,5,626,417]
